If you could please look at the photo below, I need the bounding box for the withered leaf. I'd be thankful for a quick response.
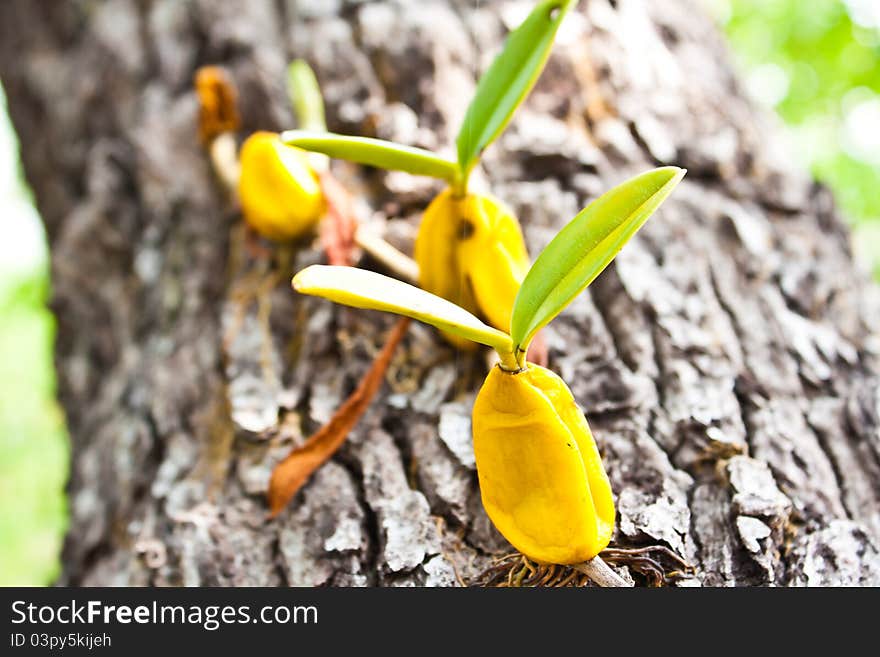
[195,66,240,145]
[267,317,410,516]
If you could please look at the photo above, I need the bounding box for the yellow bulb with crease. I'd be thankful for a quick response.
[238,131,325,242]
[414,189,529,348]
[473,363,615,564]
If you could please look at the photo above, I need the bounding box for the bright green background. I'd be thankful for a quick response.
[0,84,68,586]
[0,0,878,585]
[712,0,880,273]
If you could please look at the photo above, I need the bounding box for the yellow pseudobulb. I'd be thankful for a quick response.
[238,131,325,242]
[414,189,529,348]
[472,364,615,564]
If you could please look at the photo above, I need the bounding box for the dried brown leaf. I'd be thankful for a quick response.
[195,66,240,145]
[267,317,411,516]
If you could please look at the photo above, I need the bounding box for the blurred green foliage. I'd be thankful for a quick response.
[717,0,880,272]
[0,274,68,586]
[0,85,68,586]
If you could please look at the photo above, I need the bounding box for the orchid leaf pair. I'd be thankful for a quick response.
[295,167,685,370]
[283,0,576,350]
[282,0,575,195]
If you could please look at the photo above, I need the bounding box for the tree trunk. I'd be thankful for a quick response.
[2,0,879,586]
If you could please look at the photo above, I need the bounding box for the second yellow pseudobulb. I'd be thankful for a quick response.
[238,131,325,242]
[414,189,529,347]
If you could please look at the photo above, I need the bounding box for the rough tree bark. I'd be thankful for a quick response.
[2,0,879,586]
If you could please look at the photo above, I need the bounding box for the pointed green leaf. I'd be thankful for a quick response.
[287,60,326,132]
[293,265,514,355]
[281,130,458,183]
[456,0,574,182]
[510,167,686,352]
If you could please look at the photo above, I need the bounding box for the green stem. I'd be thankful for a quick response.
[497,348,522,372]
[513,338,531,370]
[451,163,471,199]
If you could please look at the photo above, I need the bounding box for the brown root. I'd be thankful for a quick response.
[470,544,695,588]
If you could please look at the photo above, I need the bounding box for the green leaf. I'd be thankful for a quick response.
[281,130,458,183]
[510,167,686,353]
[287,60,326,132]
[293,265,514,355]
[456,0,574,183]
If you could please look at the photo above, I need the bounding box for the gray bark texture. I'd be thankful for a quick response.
[2,0,880,586]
